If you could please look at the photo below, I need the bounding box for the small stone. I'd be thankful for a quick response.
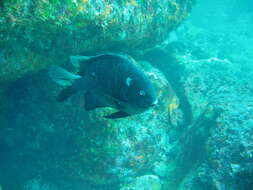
[231,163,241,174]
[153,161,168,177]
[121,175,162,190]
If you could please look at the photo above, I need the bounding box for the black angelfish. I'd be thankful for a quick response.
[49,53,157,119]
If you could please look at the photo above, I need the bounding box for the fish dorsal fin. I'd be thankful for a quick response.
[70,55,94,70]
[84,92,106,111]
[75,54,123,75]
[104,111,130,119]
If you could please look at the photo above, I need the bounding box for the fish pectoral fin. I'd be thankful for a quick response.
[57,86,78,102]
[104,111,130,119]
[84,92,107,111]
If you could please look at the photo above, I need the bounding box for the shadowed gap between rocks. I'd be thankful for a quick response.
[141,47,193,128]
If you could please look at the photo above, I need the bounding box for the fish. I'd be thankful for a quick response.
[49,53,157,119]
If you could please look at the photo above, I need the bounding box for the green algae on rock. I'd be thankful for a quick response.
[0,0,194,85]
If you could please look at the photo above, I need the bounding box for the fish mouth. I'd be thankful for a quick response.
[136,99,158,110]
[150,99,158,106]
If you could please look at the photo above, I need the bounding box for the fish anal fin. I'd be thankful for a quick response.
[104,111,130,119]
[84,92,106,111]
[57,86,77,102]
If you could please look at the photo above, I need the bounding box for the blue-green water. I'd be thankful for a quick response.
[0,0,253,190]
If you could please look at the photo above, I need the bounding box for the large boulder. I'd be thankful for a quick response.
[0,0,194,85]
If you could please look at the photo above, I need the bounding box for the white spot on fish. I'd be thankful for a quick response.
[126,77,132,86]
[0,51,6,65]
[153,99,158,105]
[139,90,146,96]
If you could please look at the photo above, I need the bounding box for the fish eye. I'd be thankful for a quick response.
[139,90,146,96]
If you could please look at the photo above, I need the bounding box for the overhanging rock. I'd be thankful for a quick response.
[0,0,194,85]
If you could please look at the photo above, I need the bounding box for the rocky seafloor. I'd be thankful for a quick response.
[1,0,253,190]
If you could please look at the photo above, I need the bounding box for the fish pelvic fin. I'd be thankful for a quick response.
[49,65,81,87]
[104,111,130,119]
[57,86,78,102]
[84,92,107,111]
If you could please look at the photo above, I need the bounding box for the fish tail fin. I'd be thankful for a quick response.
[57,86,78,102]
[49,65,82,102]
[49,65,81,86]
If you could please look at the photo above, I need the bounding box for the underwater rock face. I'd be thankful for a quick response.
[0,0,194,85]
[177,56,253,190]
[0,60,178,190]
[164,17,253,189]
